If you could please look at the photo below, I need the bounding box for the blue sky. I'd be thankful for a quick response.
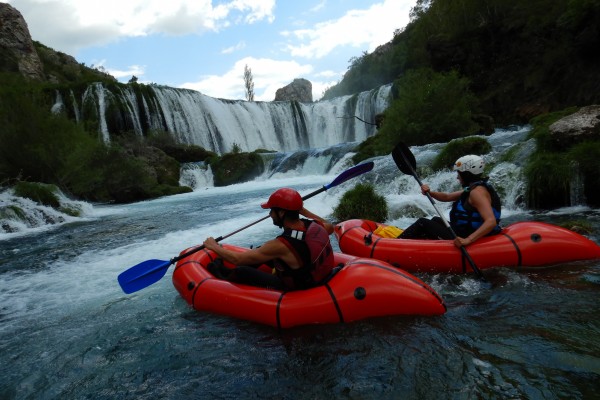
[6,0,415,101]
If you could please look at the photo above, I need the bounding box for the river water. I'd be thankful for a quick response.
[1,132,600,399]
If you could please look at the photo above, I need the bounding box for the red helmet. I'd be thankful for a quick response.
[261,188,303,211]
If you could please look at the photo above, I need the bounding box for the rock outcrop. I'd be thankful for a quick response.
[549,105,600,148]
[274,78,313,102]
[0,3,45,80]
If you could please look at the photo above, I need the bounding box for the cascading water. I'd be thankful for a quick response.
[54,83,392,154]
[1,125,539,237]
[178,142,358,190]
[359,126,535,230]
[179,162,215,190]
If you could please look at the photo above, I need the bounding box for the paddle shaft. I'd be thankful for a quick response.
[118,161,374,293]
[168,186,328,264]
[396,148,485,280]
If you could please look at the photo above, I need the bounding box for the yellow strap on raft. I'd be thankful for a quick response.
[373,225,403,238]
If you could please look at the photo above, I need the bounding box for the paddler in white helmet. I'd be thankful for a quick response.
[398,154,502,247]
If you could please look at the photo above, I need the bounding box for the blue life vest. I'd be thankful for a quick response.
[449,181,502,238]
[275,219,334,289]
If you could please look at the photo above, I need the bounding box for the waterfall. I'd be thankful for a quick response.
[51,91,64,114]
[261,142,358,179]
[2,125,586,237]
[80,83,111,143]
[179,163,214,190]
[55,83,392,154]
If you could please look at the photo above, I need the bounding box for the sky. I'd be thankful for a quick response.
[6,0,416,101]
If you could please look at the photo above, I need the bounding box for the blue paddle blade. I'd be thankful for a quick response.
[117,161,375,294]
[118,259,172,294]
[325,161,374,190]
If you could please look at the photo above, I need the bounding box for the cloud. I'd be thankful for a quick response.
[283,0,410,59]
[221,41,247,54]
[308,1,326,13]
[180,57,313,101]
[107,65,146,80]
[6,0,276,54]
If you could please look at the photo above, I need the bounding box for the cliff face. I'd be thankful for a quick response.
[274,78,313,102]
[0,3,116,84]
[0,3,45,80]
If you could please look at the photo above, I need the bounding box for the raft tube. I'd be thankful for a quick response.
[335,219,600,274]
[172,244,446,329]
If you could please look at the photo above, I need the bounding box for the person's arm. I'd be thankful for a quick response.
[300,207,334,234]
[453,187,496,247]
[203,237,288,265]
[421,184,462,203]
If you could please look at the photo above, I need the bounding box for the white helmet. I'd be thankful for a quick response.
[453,155,485,175]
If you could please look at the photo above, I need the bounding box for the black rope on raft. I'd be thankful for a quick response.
[337,115,378,126]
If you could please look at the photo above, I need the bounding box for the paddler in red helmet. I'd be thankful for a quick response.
[203,188,334,290]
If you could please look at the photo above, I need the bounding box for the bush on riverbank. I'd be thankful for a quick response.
[7,181,89,218]
[432,137,492,171]
[525,108,600,209]
[208,151,265,187]
[333,183,388,222]
[13,181,61,208]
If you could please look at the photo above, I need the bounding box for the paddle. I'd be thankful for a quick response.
[117,161,375,294]
[391,142,485,280]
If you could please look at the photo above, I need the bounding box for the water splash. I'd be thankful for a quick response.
[0,189,94,239]
[179,163,214,189]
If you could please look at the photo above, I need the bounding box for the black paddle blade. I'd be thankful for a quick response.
[392,142,417,176]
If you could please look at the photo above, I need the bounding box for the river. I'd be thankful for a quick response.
[1,129,599,399]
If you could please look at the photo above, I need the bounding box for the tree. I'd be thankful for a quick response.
[244,64,255,101]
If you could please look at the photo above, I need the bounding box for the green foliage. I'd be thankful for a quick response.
[432,137,492,171]
[322,0,600,123]
[34,41,116,84]
[0,77,92,184]
[351,68,478,163]
[333,183,388,222]
[0,205,26,221]
[322,51,398,100]
[567,141,600,207]
[146,130,215,163]
[0,73,188,203]
[209,151,264,187]
[523,107,600,209]
[524,152,571,209]
[381,68,478,146]
[13,182,60,208]
[0,47,19,73]
[528,107,579,151]
[351,133,392,164]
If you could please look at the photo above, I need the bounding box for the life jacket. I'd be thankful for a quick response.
[449,180,502,238]
[274,219,335,290]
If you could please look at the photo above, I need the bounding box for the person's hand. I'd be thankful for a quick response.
[203,237,219,251]
[454,236,473,248]
[420,184,431,195]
